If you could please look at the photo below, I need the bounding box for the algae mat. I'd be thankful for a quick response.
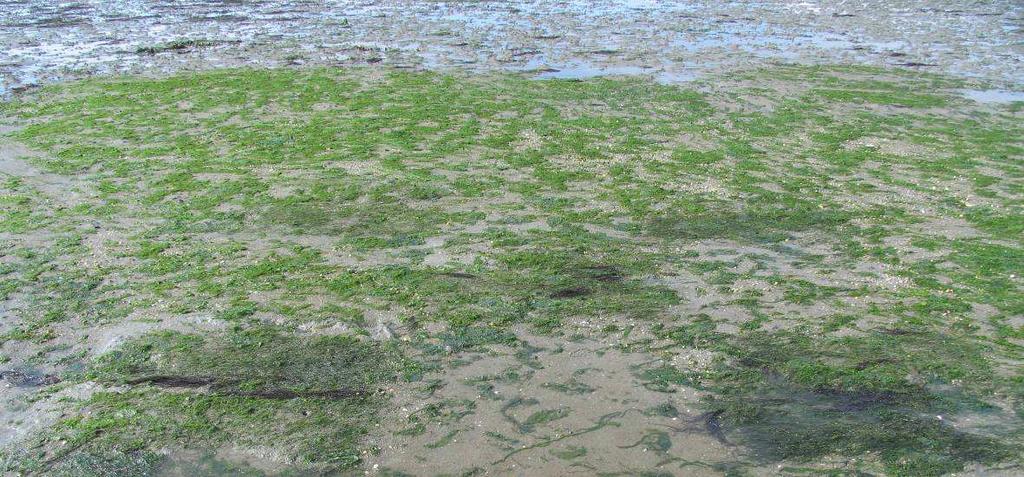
[0,66,1022,476]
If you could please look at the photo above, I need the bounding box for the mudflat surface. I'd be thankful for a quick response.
[0,2,1022,477]
[1,0,1023,94]
[1,66,1022,476]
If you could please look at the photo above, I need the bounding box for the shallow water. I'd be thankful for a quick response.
[1,0,1022,95]
[962,89,1024,103]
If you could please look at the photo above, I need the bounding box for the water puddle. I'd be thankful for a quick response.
[961,89,1024,103]
[529,60,698,84]
[533,62,650,80]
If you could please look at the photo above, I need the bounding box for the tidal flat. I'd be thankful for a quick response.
[0,64,1021,475]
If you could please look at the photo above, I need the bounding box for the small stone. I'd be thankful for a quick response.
[371,321,394,341]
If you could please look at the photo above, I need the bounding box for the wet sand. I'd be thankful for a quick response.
[2,0,1022,95]
[1,2,1022,476]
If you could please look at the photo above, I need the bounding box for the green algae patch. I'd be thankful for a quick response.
[1,65,1022,474]
[42,328,410,473]
[654,324,1024,476]
[94,327,404,397]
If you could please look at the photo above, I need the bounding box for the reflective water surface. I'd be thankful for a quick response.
[1,0,1022,94]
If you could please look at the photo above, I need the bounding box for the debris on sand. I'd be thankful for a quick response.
[0,370,61,387]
